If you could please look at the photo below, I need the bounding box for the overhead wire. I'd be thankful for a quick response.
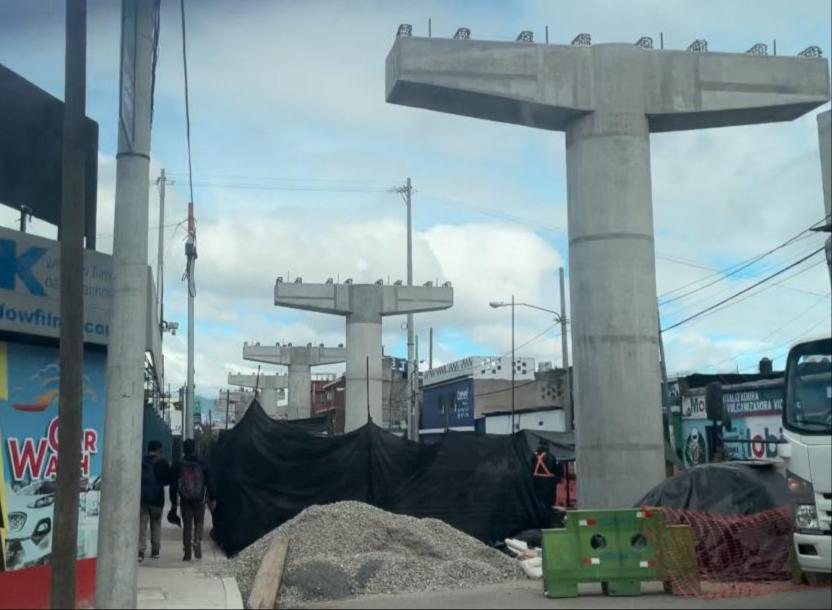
[691,292,831,372]
[660,238,829,317]
[179,0,196,298]
[657,214,829,301]
[661,246,826,333]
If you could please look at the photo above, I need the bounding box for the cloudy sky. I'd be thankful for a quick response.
[1,0,830,400]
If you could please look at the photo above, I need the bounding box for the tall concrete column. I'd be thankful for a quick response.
[346,307,384,431]
[287,363,312,417]
[566,106,664,504]
[273,280,453,431]
[243,342,346,419]
[386,34,829,507]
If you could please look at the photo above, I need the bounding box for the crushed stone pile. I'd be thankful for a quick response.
[218,501,525,607]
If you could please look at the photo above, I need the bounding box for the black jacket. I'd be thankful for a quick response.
[141,454,174,508]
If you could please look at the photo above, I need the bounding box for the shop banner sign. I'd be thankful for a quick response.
[0,341,106,570]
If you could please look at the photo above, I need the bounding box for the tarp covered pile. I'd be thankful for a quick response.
[209,401,552,556]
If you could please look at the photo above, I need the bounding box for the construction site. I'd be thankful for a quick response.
[0,1,830,609]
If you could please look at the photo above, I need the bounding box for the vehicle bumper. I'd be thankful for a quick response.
[6,535,51,569]
[795,533,832,574]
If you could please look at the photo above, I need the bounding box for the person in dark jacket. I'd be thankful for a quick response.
[532,441,561,511]
[139,440,174,561]
[170,439,209,561]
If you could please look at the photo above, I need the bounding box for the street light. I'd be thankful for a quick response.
[490,286,572,434]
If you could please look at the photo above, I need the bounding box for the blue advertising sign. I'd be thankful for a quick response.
[421,378,475,432]
[0,341,106,570]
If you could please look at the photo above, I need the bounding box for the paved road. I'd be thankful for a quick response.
[322,580,832,610]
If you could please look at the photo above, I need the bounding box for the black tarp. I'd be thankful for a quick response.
[209,401,551,556]
[636,462,791,514]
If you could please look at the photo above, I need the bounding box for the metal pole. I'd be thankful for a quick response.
[366,355,371,422]
[405,177,417,441]
[96,1,157,607]
[19,206,31,232]
[185,200,196,440]
[559,267,572,431]
[51,1,86,606]
[429,327,433,370]
[224,389,230,431]
[545,25,549,44]
[156,168,166,334]
[428,17,431,37]
[511,293,515,435]
[660,32,664,49]
[415,333,420,435]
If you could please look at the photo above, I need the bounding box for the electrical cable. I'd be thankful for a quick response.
[691,293,831,372]
[658,220,825,305]
[660,238,829,317]
[657,215,828,301]
[179,0,196,299]
[661,246,825,333]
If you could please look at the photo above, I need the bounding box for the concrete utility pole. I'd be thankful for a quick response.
[224,389,231,431]
[429,327,433,370]
[405,179,417,441]
[387,34,829,508]
[559,267,572,432]
[156,168,166,332]
[185,201,196,440]
[97,1,157,607]
[242,343,345,419]
[394,178,418,440]
[227,372,288,418]
[817,111,831,288]
[51,1,86,607]
[274,280,453,431]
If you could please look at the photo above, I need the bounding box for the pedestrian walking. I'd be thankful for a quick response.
[170,439,209,561]
[139,440,174,562]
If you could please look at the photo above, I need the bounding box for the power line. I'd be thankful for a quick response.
[738,319,831,372]
[658,222,823,305]
[498,323,561,358]
[661,246,825,333]
[657,213,830,302]
[660,239,829,317]
[681,258,827,325]
[691,293,831,372]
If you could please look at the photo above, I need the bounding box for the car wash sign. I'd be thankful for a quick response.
[0,226,112,344]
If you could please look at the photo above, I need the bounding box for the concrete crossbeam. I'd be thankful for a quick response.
[274,282,453,431]
[227,373,287,419]
[386,36,829,509]
[242,343,346,419]
[386,38,829,132]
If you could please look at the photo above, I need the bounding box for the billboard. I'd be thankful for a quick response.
[723,415,786,461]
[421,378,475,432]
[0,341,106,570]
[0,226,112,345]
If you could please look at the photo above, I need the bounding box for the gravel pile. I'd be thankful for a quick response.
[217,501,524,608]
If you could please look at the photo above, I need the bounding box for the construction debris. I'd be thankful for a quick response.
[216,501,525,607]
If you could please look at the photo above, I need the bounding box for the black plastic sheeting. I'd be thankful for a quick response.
[637,462,792,514]
[209,402,553,556]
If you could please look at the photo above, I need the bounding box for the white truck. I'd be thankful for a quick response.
[781,336,832,579]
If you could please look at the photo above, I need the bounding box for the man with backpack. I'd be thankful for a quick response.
[170,439,208,561]
[140,440,174,561]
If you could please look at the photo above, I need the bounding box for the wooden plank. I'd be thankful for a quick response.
[247,533,290,610]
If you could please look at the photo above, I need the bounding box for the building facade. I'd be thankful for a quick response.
[419,356,567,438]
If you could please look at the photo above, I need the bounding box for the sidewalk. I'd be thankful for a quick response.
[137,501,243,609]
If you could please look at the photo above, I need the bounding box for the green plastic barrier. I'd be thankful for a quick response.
[542,508,698,598]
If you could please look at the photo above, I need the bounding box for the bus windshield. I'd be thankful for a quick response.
[785,338,832,434]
